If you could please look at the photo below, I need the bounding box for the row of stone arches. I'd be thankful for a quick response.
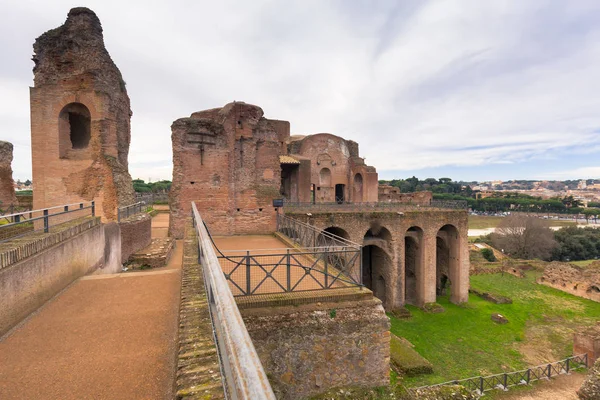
[321,222,462,308]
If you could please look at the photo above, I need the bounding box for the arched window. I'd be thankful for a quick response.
[319,168,331,186]
[59,103,91,157]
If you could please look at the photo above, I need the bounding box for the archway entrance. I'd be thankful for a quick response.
[335,184,345,203]
[362,244,389,305]
[436,225,460,301]
[404,227,423,305]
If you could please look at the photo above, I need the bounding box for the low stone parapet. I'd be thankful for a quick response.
[119,213,152,263]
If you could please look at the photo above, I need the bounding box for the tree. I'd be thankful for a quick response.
[491,215,557,260]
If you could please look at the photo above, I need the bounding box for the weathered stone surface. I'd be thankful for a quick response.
[119,213,152,263]
[169,102,288,238]
[413,385,480,400]
[470,289,513,304]
[378,186,432,205]
[241,298,390,400]
[491,313,509,324]
[578,358,600,400]
[0,141,17,209]
[574,324,600,366]
[31,7,134,221]
[538,262,600,303]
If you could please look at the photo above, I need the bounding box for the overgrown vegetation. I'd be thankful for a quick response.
[552,226,600,262]
[480,248,496,262]
[491,215,557,260]
[390,271,600,388]
[133,178,171,193]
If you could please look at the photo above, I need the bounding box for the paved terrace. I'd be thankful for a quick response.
[213,234,356,296]
[0,213,181,399]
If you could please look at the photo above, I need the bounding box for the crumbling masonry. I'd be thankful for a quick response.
[30,7,134,221]
[0,141,17,209]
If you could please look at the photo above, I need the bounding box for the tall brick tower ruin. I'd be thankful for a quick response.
[30,7,134,221]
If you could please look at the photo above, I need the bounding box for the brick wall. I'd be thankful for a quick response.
[170,102,285,238]
[30,8,134,222]
[0,141,17,208]
[378,186,433,205]
[119,213,152,263]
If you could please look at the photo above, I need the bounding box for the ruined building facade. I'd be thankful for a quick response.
[30,7,134,221]
[169,102,380,238]
[0,141,17,208]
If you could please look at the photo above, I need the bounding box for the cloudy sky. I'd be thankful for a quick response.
[1,0,600,182]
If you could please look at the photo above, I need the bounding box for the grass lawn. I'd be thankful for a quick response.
[570,259,598,267]
[468,215,577,229]
[389,271,600,389]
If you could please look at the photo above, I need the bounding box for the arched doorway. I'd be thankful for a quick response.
[353,173,363,203]
[404,226,423,305]
[436,224,460,301]
[362,244,389,305]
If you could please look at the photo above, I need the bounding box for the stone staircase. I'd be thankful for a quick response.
[126,238,175,270]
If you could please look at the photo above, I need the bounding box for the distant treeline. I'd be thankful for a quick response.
[133,179,171,193]
[380,177,600,216]
[553,226,600,262]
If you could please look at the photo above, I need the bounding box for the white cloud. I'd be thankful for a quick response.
[1,0,600,181]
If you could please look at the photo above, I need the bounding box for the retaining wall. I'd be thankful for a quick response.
[119,213,152,263]
[0,218,122,336]
[241,294,390,400]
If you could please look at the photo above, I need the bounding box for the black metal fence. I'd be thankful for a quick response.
[135,192,169,205]
[282,199,468,212]
[414,354,588,395]
[208,214,363,296]
[0,201,95,243]
[117,202,148,222]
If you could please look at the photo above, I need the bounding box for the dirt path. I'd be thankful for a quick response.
[0,212,182,400]
[492,373,584,400]
[152,211,169,238]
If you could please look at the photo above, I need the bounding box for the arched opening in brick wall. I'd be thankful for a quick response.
[353,173,363,203]
[319,168,331,186]
[59,103,91,157]
[362,244,389,306]
[405,226,423,305]
[322,226,350,240]
[436,224,460,300]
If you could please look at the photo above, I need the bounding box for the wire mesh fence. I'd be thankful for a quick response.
[0,201,95,243]
[414,353,588,395]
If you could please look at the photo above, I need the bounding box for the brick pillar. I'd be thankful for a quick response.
[451,229,470,304]
[419,230,437,306]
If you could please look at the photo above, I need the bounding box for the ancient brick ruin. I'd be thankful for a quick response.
[30,7,134,221]
[0,141,17,209]
[379,184,433,204]
[538,262,600,302]
[169,102,289,238]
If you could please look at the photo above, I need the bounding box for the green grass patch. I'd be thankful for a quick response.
[570,259,597,267]
[389,271,600,388]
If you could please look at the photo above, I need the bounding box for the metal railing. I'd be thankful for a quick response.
[117,202,148,222]
[210,214,363,296]
[282,199,468,212]
[0,201,95,243]
[414,354,588,395]
[135,192,169,204]
[191,202,276,399]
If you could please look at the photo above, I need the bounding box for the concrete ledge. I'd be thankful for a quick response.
[0,217,100,270]
[174,220,224,399]
[236,287,373,311]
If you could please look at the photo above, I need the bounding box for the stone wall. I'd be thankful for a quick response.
[0,141,17,209]
[30,7,134,222]
[285,210,470,309]
[574,325,600,366]
[0,220,107,337]
[378,186,433,205]
[170,102,286,238]
[241,296,390,400]
[538,262,600,302]
[119,213,152,263]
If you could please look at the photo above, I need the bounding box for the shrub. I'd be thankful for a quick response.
[480,248,497,262]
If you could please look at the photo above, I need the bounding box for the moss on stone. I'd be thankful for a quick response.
[390,335,433,377]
